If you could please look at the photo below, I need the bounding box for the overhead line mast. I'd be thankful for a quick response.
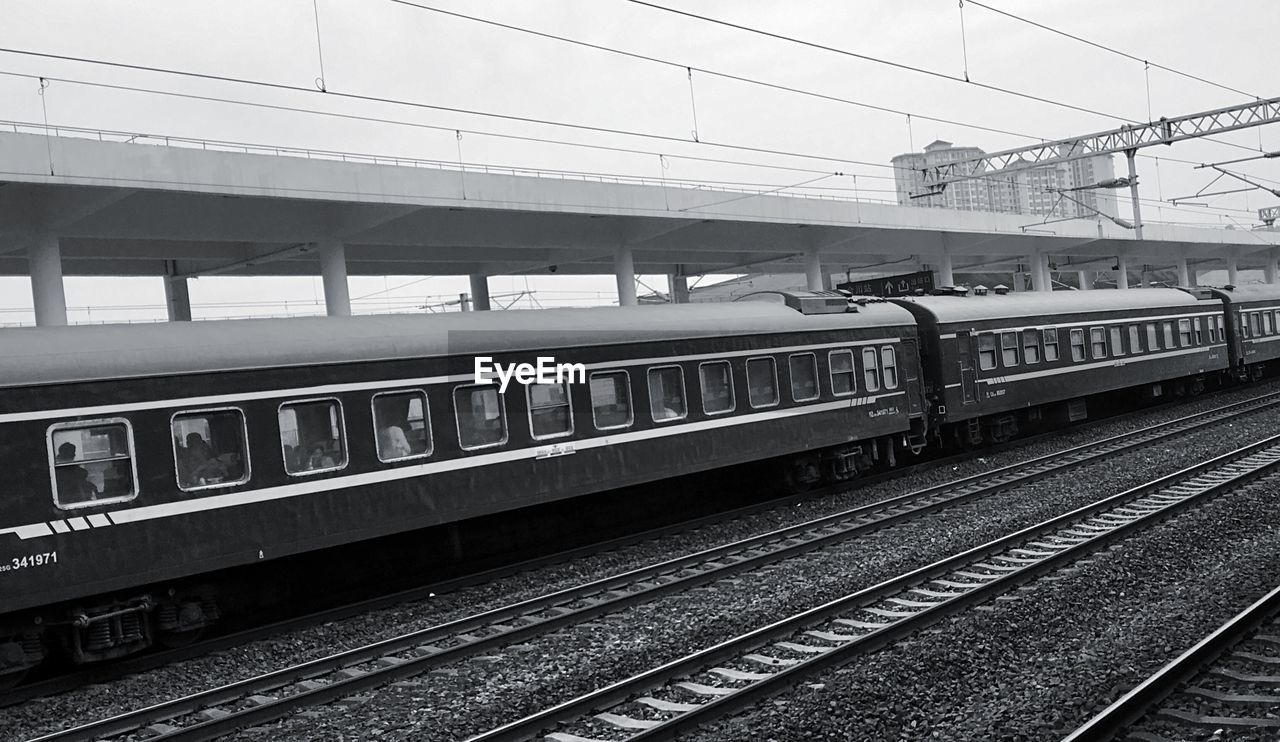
[916,96,1280,239]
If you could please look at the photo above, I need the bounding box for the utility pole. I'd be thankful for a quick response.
[1125,149,1144,240]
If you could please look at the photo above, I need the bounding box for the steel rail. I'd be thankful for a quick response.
[1062,582,1280,742]
[469,436,1280,742]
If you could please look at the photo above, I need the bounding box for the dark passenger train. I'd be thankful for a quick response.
[3,283,1280,680]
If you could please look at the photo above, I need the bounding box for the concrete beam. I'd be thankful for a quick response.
[30,233,67,326]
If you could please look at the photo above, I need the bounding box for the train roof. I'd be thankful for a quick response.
[889,288,1209,324]
[1206,284,1280,304]
[0,301,916,388]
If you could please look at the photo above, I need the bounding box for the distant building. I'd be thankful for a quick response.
[891,140,1117,219]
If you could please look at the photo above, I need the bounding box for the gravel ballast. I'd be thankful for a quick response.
[4,384,1280,741]
[214,406,1280,740]
[690,471,1280,741]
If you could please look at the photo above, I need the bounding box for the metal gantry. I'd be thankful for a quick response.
[914,95,1280,241]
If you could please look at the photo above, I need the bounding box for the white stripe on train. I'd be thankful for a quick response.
[1,391,908,541]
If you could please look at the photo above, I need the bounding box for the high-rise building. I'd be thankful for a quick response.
[891,140,1117,219]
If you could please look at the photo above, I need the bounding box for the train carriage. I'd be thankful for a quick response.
[0,294,922,676]
[1205,284,1280,375]
[887,288,1230,444]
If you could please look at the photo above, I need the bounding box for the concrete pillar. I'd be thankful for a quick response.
[937,253,955,287]
[318,240,351,317]
[1176,258,1190,287]
[669,274,690,304]
[30,233,68,327]
[1268,253,1279,284]
[468,273,491,311]
[1029,255,1050,292]
[1116,256,1130,289]
[804,247,824,291]
[615,247,637,306]
[164,275,192,322]
[1188,264,1199,286]
[1078,270,1095,290]
[1227,257,1239,286]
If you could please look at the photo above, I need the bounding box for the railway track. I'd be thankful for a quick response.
[8,389,1260,709]
[469,435,1280,742]
[1064,583,1280,742]
[26,392,1280,741]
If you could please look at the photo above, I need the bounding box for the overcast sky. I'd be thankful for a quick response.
[1,0,1277,323]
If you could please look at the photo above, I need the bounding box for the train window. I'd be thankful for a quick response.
[1253,312,1265,337]
[1239,313,1250,339]
[528,381,573,439]
[1210,316,1221,343]
[747,357,780,407]
[1089,328,1106,359]
[48,419,138,509]
[1264,312,1274,336]
[1042,329,1059,362]
[699,361,735,416]
[1178,319,1193,348]
[279,399,347,474]
[862,347,881,392]
[1069,329,1086,361]
[590,371,633,430]
[454,385,508,450]
[788,353,820,402]
[1000,332,1019,367]
[880,347,899,389]
[172,409,250,490]
[978,335,997,370]
[372,391,432,463]
[1194,318,1204,345]
[1128,325,1142,354]
[1022,329,1041,364]
[1146,323,1160,350]
[828,351,856,396]
[648,365,688,422]
[1109,327,1125,357]
[1162,321,1175,349]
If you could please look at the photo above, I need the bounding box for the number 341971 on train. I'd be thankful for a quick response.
[1,551,58,573]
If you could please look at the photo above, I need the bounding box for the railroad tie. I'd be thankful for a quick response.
[595,712,660,730]
[636,696,702,712]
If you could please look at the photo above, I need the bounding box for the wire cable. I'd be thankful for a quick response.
[0,45,887,171]
[626,0,1140,122]
[385,0,1045,142]
[625,0,1266,157]
[963,0,1257,99]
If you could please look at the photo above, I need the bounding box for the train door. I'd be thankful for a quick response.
[900,339,924,416]
[956,331,978,404]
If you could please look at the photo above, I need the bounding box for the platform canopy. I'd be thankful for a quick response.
[2,130,1278,282]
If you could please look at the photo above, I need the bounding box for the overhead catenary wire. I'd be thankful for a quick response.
[0,69,895,182]
[624,0,1267,157]
[0,10,1269,222]
[385,0,1041,142]
[962,0,1258,100]
[0,46,889,172]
